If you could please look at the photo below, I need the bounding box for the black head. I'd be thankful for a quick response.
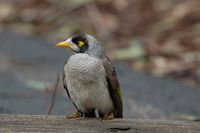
[71,34,89,53]
[56,34,104,58]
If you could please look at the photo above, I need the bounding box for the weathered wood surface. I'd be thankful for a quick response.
[0,114,200,133]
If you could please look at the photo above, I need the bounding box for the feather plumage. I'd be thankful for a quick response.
[57,34,123,119]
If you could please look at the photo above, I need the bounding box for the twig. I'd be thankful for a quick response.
[44,84,49,112]
[47,73,60,115]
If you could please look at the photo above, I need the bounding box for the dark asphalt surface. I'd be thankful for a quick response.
[0,31,200,120]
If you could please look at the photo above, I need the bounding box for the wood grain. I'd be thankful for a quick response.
[0,114,200,133]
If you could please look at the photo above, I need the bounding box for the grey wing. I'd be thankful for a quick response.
[103,56,123,118]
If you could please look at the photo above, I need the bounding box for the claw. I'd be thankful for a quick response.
[103,112,114,120]
[66,111,82,119]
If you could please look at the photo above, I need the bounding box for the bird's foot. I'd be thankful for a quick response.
[103,112,114,120]
[66,111,82,119]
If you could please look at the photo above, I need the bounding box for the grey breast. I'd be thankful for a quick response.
[64,53,105,82]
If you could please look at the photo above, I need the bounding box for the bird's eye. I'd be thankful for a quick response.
[78,41,85,47]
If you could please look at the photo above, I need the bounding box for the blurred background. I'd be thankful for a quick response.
[0,0,200,120]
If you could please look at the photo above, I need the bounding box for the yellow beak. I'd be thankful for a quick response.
[55,41,71,48]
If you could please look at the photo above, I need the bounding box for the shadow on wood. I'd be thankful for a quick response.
[0,114,200,132]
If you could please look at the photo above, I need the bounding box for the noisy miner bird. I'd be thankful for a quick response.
[56,34,123,119]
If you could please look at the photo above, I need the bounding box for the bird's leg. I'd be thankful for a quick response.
[82,112,85,118]
[103,112,114,120]
[95,109,100,118]
[66,111,82,119]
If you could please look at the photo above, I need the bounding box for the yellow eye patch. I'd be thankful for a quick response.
[78,41,85,47]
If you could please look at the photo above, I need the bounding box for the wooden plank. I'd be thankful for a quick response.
[0,114,200,133]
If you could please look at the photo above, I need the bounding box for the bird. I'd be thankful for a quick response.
[56,34,123,119]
